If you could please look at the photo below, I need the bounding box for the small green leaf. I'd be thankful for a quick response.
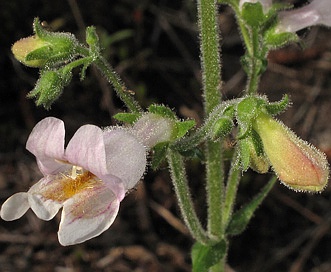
[264,29,299,49]
[151,142,169,170]
[226,176,276,236]
[191,241,227,272]
[148,104,177,120]
[113,112,141,124]
[174,120,196,139]
[241,2,265,28]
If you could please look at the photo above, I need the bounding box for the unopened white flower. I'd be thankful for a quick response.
[275,0,331,33]
[133,113,175,148]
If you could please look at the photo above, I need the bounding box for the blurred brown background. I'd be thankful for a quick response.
[0,0,331,271]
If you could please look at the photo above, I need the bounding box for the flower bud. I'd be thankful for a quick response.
[253,112,329,192]
[133,113,176,149]
[28,69,72,109]
[12,36,48,67]
[11,18,78,68]
[275,0,331,34]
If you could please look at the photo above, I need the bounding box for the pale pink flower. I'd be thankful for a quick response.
[276,0,331,33]
[0,117,146,245]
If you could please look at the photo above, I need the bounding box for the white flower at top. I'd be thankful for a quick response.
[0,117,146,246]
[275,0,331,33]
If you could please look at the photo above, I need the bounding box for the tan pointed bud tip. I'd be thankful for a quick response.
[253,112,330,192]
[11,36,48,67]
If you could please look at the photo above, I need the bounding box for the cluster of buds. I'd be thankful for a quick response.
[11,18,80,108]
[235,95,329,192]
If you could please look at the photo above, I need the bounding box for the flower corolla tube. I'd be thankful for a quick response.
[275,0,331,33]
[253,112,329,192]
[0,117,146,246]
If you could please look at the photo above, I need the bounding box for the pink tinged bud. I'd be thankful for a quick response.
[276,0,331,33]
[133,113,175,149]
[253,113,330,192]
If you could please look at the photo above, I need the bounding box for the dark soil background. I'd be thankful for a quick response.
[1,0,331,271]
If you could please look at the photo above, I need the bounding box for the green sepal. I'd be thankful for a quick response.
[211,117,234,140]
[25,46,52,61]
[265,94,290,115]
[241,2,265,28]
[150,142,169,170]
[264,28,299,49]
[226,177,276,236]
[33,17,48,39]
[191,240,227,272]
[249,130,270,173]
[236,97,258,138]
[86,26,100,53]
[178,147,205,161]
[113,112,141,124]
[174,120,196,139]
[238,137,251,172]
[251,129,264,156]
[148,104,177,120]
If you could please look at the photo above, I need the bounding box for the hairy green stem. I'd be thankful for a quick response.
[222,152,241,227]
[198,0,224,240]
[246,29,262,95]
[77,45,142,113]
[167,150,209,244]
[94,57,142,113]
